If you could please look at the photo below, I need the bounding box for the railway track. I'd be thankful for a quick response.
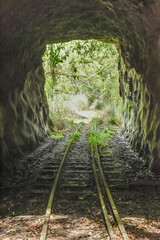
[39,124,129,240]
[90,125,129,240]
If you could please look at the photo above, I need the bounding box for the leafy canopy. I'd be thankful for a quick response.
[43,40,120,104]
[43,40,122,130]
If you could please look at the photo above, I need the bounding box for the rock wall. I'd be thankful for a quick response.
[0,0,160,175]
[119,57,160,173]
[0,57,49,174]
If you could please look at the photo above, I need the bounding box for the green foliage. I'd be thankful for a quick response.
[48,94,70,120]
[43,40,121,105]
[50,132,64,139]
[67,119,74,126]
[43,40,123,126]
[88,124,116,151]
[70,131,81,141]
[66,131,81,146]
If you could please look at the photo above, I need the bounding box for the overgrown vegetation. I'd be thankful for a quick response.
[66,131,81,146]
[42,40,123,134]
[88,124,116,152]
[50,132,64,139]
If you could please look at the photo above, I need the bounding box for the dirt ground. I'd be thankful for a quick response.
[0,125,160,239]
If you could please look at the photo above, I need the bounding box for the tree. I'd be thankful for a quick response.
[43,40,122,112]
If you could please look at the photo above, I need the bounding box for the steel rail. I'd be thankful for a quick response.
[40,128,81,240]
[91,124,129,240]
[91,140,116,240]
[95,140,129,240]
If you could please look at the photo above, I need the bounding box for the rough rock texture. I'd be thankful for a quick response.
[0,0,160,174]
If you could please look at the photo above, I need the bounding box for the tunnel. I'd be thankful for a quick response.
[0,0,160,178]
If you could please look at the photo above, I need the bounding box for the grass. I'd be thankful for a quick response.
[88,123,116,151]
[50,132,64,139]
[66,131,81,146]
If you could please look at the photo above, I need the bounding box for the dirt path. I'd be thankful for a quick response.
[0,126,160,239]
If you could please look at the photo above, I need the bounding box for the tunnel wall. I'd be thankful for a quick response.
[0,51,49,173]
[0,0,160,175]
[119,56,160,173]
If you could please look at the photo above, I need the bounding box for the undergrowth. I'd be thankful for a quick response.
[50,132,64,139]
[66,131,81,146]
[88,124,116,151]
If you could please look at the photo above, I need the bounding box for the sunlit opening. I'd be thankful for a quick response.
[42,40,123,135]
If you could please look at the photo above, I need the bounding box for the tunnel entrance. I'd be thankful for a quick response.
[1,1,160,238]
[42,40,123,133]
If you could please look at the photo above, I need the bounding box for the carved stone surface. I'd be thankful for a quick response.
[0,0,160,174]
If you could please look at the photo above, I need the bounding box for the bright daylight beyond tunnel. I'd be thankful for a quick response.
[42,40,123,136]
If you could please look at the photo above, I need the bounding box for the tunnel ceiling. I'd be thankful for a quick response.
[0,0,160,175]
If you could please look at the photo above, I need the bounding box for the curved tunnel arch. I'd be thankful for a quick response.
[0,0,160,176]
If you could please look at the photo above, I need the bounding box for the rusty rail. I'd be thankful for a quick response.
[40,125,82,240]
[90,125,129,240]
